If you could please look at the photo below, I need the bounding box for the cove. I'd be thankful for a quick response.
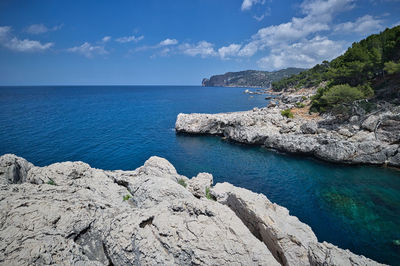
[0,85,399,265]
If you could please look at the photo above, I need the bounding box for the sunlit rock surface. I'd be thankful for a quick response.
[0,154,384,265]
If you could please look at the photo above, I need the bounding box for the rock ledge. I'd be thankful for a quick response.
[0,154,384,265]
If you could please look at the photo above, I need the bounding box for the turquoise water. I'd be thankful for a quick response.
[0,86,399,265]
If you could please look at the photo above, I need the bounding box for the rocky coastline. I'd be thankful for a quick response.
[0,154,384,265]
[175,92,400,168]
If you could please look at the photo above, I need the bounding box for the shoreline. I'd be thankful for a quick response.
[175,92,400,169]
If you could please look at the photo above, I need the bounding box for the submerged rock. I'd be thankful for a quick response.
[0,154,384,265]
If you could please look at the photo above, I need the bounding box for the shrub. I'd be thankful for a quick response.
[123,194,131,201]
[47,178,57,186]
[178,178,187,188]
[384,61,400,74]
[301,96,307,101]
[295,102,305,108]
[205,187,215,201]
[320,84,364,106]
[281,109,294,118]
[357,83,374,98]
[310,84,371,114]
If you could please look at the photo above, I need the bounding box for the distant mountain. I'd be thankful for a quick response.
[202,68,306,88]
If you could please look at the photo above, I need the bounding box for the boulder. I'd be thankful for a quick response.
[187,172,213,198]
[300,121,318,134]
[361,115,379,132]
[0,154,33,185]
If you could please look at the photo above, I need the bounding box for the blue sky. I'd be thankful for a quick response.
[0,0,399,85]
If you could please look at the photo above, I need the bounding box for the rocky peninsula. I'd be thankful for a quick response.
[0,154,384,265]
[175,91,400,168]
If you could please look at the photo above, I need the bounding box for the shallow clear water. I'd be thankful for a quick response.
[0,86,399,265]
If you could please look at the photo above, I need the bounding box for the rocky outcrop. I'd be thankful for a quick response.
[175,105,400,168]
[0,154,384,265]
[211,182,381,266]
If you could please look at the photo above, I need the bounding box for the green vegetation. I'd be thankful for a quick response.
[47,178,57,186]
[205,187,215,200]
[272,26,400,113]
[272,61,330,91]
[123,194,131,201]
[311,84,368,113]
[384,61,400,74]
[281,109,294,118]
[295,102,305,108]
[178,178,187,188]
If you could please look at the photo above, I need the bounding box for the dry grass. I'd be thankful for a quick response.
[291,104,321,120]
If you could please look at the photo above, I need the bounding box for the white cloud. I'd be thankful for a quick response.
[179,41,216,57]
[235,0,354,57]
[334,15,384,35]
[102,36,111,43]
[218,44,241,59]
[159,38,178,46]
[116,35,144,43]
[0,26,11,38]
[241,0,265,11]
[238,42,259,57]
[300,0,355,17]
[252,6,271,21]
[25,24,63,34]
[257,36,345,70]
[0,26,54,52]
[67,42,107,58]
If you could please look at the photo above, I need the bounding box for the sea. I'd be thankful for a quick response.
[0,85,399,265]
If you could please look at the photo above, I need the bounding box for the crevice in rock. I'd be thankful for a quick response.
[374,120,382,140]
[68,222,92,242]
[102,242,114,266]
[139,216,154,228]
[52,216,61,226]
[113,178,130,188]
[223,194,286,265]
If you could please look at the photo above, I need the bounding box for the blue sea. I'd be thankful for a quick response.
[0,85,399,265]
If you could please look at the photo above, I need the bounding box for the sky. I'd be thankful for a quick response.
[0,0,399,85]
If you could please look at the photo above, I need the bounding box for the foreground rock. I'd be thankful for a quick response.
[175,104,400,168]
[0,154,383,265]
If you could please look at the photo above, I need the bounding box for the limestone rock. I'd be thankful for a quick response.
[211,182,384,266]
[0,154,280,266]
[0,154,33,185]
[0,154,385,265]
[361,115,379,132]
[175,107,400,168]
[300,121,318,134]
[187,172,213,198]
[308,242,381,266]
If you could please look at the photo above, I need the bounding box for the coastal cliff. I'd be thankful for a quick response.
[175,94,400,167]
[0,154,383,265]
[202,68,305,88]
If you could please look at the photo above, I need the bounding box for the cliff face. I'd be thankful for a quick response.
[0,154,384,265]
[202,68,306,88]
